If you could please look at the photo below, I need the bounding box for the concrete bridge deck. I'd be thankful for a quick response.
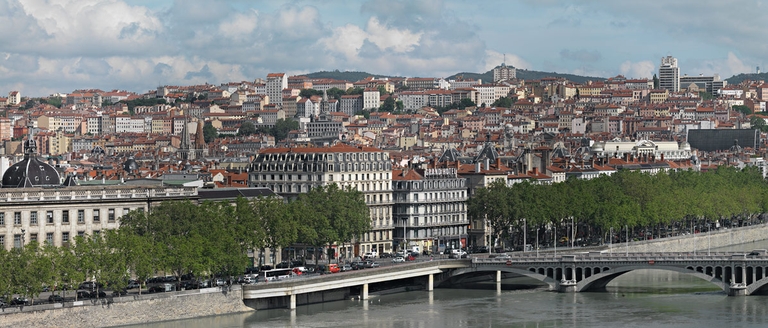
[243,250,768,309]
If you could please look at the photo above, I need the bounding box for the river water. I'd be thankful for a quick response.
[123,240,768,328]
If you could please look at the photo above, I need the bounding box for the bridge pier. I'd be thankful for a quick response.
[556,279,577,293]
[496,270,501,283]
[727,283,748,296]
[427,274,434,291]
[289,294,296,309]
[361,283,368,300]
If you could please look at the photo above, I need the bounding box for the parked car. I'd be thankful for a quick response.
[79,281,103,290]
[242,275,257,284]
[364,261,380,268]
[392,256,405,263]
[48,294,64,303]
[351,261,366,270]
[127,280,141,289]
[76,291,91,299]
[328,263,341,273]
[90,290,107,298]
[10,297,28,306]
[341,264,353,272]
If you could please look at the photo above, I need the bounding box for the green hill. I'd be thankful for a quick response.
[304,69,605,84]
[726,73,768,85]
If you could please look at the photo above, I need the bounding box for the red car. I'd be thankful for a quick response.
[328,264,340,273]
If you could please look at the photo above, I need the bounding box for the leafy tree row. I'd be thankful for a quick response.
[469,166,768,248]
[0,185,369,303]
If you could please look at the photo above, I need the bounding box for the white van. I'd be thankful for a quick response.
[363,251,378,259]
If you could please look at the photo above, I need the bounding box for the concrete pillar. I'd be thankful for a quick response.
[496,270,501,282]
[427,274,434,291]
[742,265,747,285]
[362,283,368,300]
[289,294,296,309]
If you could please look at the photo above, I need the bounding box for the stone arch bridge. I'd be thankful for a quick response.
[452,251,768,296]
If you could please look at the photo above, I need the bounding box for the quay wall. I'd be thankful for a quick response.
[0,286,251,328]
[619,223,768,253]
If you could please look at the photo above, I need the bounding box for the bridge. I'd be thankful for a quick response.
[242,250,768,309]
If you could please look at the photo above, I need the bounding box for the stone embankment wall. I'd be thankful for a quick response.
[0,285,251,328]
[619,223,768,253]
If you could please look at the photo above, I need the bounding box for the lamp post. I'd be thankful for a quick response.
[609,227,613,254]
[625,225,628,256]
[536,228,539,257]
[522,218,526,253]
[571,217,574,249]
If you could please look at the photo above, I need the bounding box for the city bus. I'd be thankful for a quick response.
[262,268,293,282]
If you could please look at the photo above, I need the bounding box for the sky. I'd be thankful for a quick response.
[1,0,765,97]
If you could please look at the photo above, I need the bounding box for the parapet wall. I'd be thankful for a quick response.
[619,223,768,253]
[0,286,251,328]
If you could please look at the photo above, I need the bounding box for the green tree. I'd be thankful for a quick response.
[380,97,396,112]
[377,85,388,95]
[270,119,299,141]
[46,96,63,108]
[653,74,659,89]
[326,87,346,101]
[458,98,476,109]
[299,89,323,98]
[203,122,218,143]
[238,121,258,136]
[733,105,752,115]
[346,87,364,95]
[750,116,767,132]
[491,97,513,108]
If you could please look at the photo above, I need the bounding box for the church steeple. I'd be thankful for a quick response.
[178,115,194,160]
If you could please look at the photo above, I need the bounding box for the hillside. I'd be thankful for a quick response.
[726,73,768,85]
[305,69,605,85]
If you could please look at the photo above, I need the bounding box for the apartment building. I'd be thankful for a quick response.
[659,55,680,93]
[392,167,469,253]
[249,143,394,257]
[266,73,288,107]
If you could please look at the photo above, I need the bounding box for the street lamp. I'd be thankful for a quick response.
[609,227,613,254]
[625,225,628,256]
[536,228,539,257]
[522,218,526,253]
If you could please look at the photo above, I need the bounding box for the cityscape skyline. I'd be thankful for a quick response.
[1,0,765,96]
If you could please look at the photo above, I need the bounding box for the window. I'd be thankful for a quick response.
[93,230,101,237]
[30,233,38,243]
[108,209,115,222]
[78,210,85,223]
[0,213,4,226]
[14,212,21,225]
[46,233,53,244]
[47,211,54,224]
[62,232,69,244]
[123,208,130,216]
[13,234,22,248]
[0,236,4,247]
[62,211,69,224]
[30,212,38,225]
[93,210,100,222]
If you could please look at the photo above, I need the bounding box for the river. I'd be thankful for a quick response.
[122,240,768,328]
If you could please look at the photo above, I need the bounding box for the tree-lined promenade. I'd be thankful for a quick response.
[0,185,369,304]
[469,166,768,250]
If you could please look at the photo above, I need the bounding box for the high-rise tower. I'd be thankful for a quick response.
[658,56,680,92]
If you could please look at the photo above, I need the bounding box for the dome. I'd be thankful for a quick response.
[679,142,691,151]
[2,139,61,188]
[591,142,605,153]
[123,157,139,172]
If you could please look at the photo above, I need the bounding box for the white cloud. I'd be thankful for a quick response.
[619,60,655,79]
[365,17,422,53]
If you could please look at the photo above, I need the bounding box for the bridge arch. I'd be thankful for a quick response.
[576,265,725,293]
[449,267,558,289]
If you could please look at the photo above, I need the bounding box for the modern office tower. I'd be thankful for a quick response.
[659,56,680,92]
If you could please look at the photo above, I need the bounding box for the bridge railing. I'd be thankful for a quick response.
[472,251,763,264]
